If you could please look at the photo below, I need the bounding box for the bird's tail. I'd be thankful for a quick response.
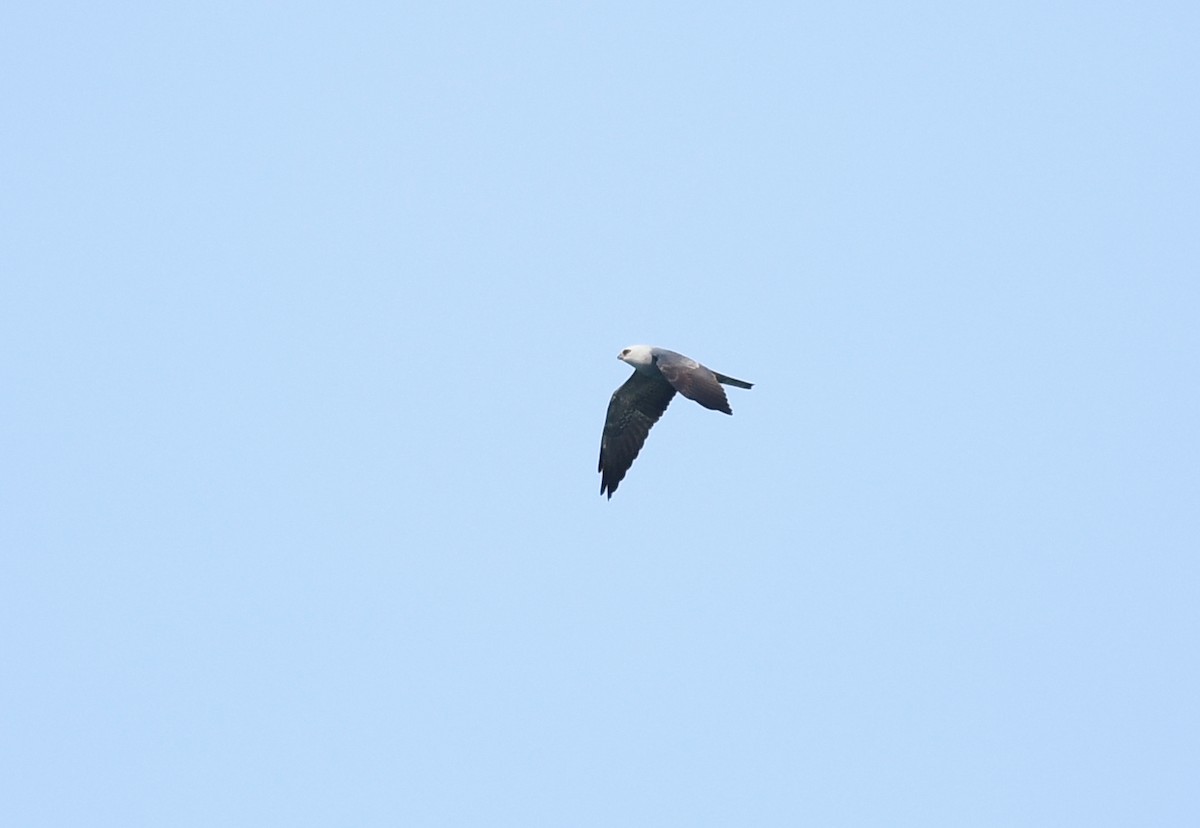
[713,371,753,390]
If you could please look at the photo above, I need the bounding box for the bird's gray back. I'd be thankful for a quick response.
[648,347,698,370]
[651,349,732,414]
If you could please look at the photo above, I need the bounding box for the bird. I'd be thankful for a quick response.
[599,345,753,498]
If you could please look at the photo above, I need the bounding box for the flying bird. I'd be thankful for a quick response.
[599,345,753,498]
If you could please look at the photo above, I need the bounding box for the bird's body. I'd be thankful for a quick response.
[598,345,753,498]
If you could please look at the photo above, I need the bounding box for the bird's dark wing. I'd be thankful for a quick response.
[654,352,733,415]
[599,371,677,498]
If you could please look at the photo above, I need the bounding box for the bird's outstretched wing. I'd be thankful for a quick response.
[654,351,733,415]
[599,371,677,498]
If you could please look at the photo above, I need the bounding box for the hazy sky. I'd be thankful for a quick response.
[3,3,1198,826]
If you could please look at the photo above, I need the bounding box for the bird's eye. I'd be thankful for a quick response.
[621,349,630,356]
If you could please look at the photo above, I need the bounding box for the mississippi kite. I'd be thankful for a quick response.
[599,345,753,498]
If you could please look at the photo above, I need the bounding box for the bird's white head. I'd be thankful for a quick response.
[617,345,656,371]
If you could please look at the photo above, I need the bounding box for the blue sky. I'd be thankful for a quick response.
[3,2,1198,825]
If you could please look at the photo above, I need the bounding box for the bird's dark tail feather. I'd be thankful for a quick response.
[714,372,753,389]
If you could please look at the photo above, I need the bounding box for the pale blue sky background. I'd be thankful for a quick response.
[3,2,1198,825]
